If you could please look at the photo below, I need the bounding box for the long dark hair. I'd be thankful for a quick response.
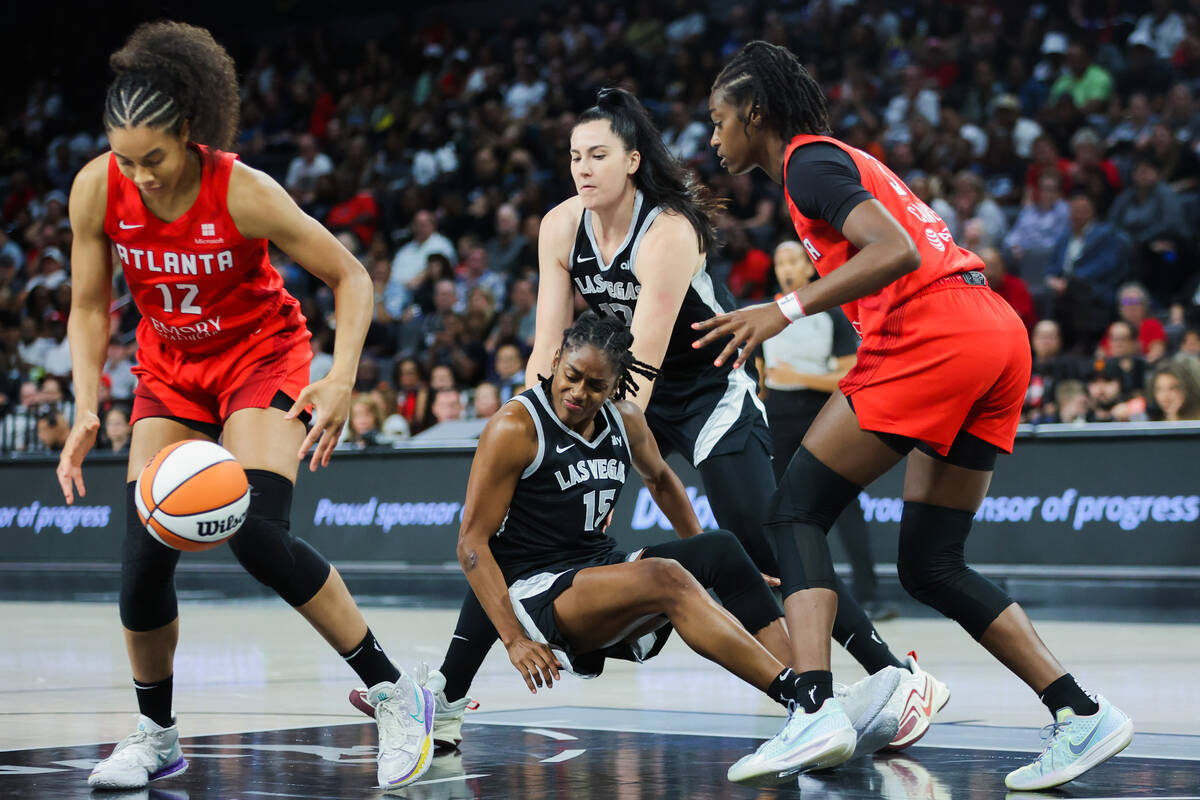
[576,87,720,254]
[550,311,660,401]
[104,21,240,151]
[712,41,831,139]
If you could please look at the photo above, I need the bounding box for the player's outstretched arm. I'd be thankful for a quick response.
[526,200,579,390]
[617,400,702,538]
[692,199,919,370]
[227,162,373,471]
[624,213,701,410]
[58,156,114,503]
[456,403,562,694]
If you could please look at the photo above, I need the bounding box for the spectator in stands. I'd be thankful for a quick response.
[1107,92,1157,152]
[1120,30,1175,99]
[491,342,526,402]
[1050,39,1114,114]
[981,246,1036,331]
[35,408,69,452]
[429,387,465,425]
[724,223,772,301]
[38,311,71,379]
[952,170,1008,246]
[341,393,386,450]
[662,100,709,162]
[1005,171,1070,300]
[1067,128,1121,215]
[1144,122,1200,194]
[393,357,430,433]
[1025,135,1072,202]
[1055,379,1091,424]
[102,404,131,453]
[1102,320,1150,397]
[103,338,136,401]
[508,277,537,346]
[374,384,412,442]
[1025,320,1084,423]
[1087,360,1141,422]
[1148,355,1200,421]
[24,247,68,293]
[471,381,502,420]
[390,210,456,301]
[38,374,72,423]
[1133,0,1187,61]
[1104,282,1168,363]
[1108,155,1191,306]
[0,380,41,453]
[484,203,528,278]
[1180,327,1200,357]
[285,134,333,207]
[456,246,506,311]
[425,313,485,388]
[324,171,380,249]
[1048,190,1129,351]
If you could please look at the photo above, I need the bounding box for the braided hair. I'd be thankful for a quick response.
[551,311,660,401]
[576,87,721,254]
[711,41,830,139]
[104,21,239,151]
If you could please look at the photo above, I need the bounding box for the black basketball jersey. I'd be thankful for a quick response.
[569,190,741,380]
[489,383,632,584]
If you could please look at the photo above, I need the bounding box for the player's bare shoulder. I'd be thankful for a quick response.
[539,196,585,264]
[68,153,113,229]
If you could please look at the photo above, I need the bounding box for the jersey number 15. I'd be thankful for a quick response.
[582,489,616,533]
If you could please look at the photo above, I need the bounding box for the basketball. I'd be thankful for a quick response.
[134,440,251,552]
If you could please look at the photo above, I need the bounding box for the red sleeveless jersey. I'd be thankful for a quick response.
[105,144,301,357]
[782,135,983,339]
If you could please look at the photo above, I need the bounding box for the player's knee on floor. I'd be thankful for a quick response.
[228,470,331,607]
[896,501,1013,639]
[120,482,183,631]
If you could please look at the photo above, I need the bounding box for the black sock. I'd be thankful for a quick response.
[793,669,834,713]
[341,629,401,687]
[134,675,174,728]
[1039,673,1099,718]
[440,591,500,702]
[766,668,797,709]
[837,617,904,674]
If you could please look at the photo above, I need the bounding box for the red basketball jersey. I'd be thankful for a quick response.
[782,134,984,339]
[105,144,301,356]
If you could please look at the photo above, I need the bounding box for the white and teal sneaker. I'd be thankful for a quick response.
[87,715,187,789]
[727,697,857,785]
[371,674,436,789]
[350,666,473,752]
[1005,695,1133,791]
[835,667,903,756]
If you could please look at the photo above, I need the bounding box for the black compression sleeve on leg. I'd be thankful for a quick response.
[228,470,331,607]
[768,446,862,597]
[440,589,499,702]
[896,501,1015,640]
[698,438,780,575]
[120,482,182,632]
[641,530,782,634]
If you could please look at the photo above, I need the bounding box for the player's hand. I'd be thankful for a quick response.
[761,572,781,588]
[505,636,562,694]
[57,410,101,504]
[287,375,351,472]
[691,302,790,370]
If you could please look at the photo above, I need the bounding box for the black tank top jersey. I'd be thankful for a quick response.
[489,383,633,584]
[569,191,740,381]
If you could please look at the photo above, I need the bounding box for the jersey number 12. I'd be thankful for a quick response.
[582,489,616,532]
[156,283,202,315]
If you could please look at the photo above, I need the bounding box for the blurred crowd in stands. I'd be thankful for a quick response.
[3,0,1200,455]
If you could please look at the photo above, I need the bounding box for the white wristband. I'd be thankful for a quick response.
[776,292,806,322]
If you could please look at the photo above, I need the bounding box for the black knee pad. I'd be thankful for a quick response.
[641,530,782,634]
[120,482,182,632]
[227,470,331,607]
[768,446,861,597]
[896,501,1014,639]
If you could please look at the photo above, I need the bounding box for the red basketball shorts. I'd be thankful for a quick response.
[131,306,313,429]
[839,279,1031,456]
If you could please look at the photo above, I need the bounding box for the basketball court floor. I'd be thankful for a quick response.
[4,601,1199,798]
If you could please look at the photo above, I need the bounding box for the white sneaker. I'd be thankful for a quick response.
[87,715,187,789]
[727,697,857,785]
[884,651,950,751]
[371,674,436,788]
[1005,695,1133,791]
[350,667,474,751]
[835,666,903,756]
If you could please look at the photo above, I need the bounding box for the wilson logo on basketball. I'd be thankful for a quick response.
[196,512,248,537]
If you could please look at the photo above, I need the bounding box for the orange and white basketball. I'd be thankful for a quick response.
[134,440,250,551]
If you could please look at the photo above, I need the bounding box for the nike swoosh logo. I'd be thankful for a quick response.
[452,634,469,642]
[577,256,596,263]
[409,685,425,724]
[556,444,574,453]
[1068,710,1107,755]
[119,221,145,229]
